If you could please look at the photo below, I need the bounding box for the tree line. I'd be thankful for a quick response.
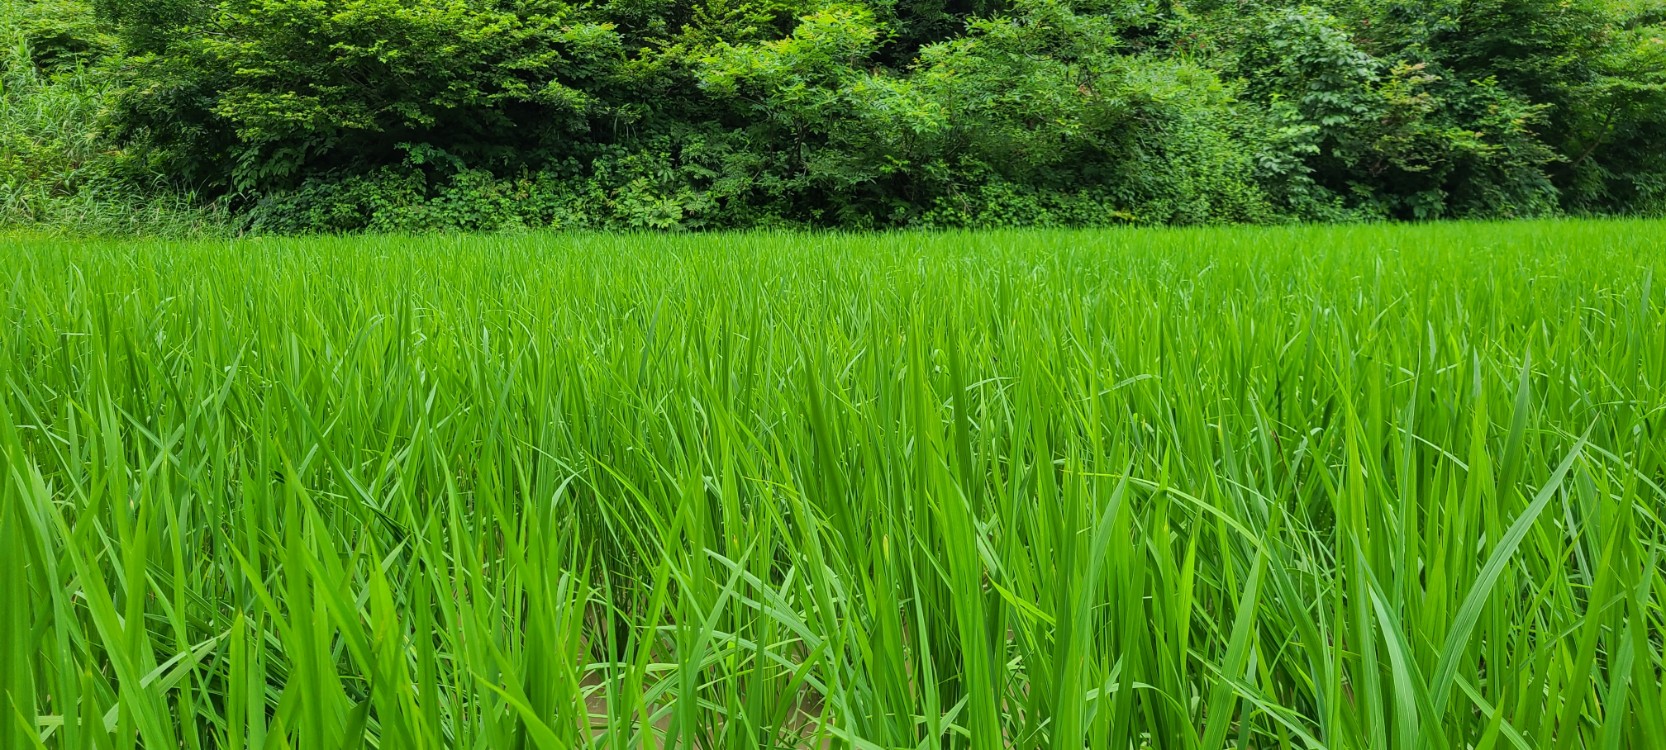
[5,0,1664,232]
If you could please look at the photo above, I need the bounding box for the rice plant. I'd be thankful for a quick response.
[3,220,1664,749]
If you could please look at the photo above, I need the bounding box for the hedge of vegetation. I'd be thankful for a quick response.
[4,0,1664,233]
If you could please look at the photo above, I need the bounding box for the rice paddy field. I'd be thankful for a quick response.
[3,220,1666,750]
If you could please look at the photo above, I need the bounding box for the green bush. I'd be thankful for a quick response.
[6,0,1664,233]
[1559,13,1666,214]
[2,1,227,236]
[1227,6,1563,220]
[14,0,113,71]
[106,0,629,192]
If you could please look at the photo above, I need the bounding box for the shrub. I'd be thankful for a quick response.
[2,1,227,236]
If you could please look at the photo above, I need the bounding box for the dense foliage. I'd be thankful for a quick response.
[5,222,1666,748]
[0,0,225,234]
[3,0,1664,231]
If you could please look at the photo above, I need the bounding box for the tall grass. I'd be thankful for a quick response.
[3,221,1664,749]
[1,0,229,238]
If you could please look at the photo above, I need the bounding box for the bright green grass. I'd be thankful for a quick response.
[3,221,1665,750]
